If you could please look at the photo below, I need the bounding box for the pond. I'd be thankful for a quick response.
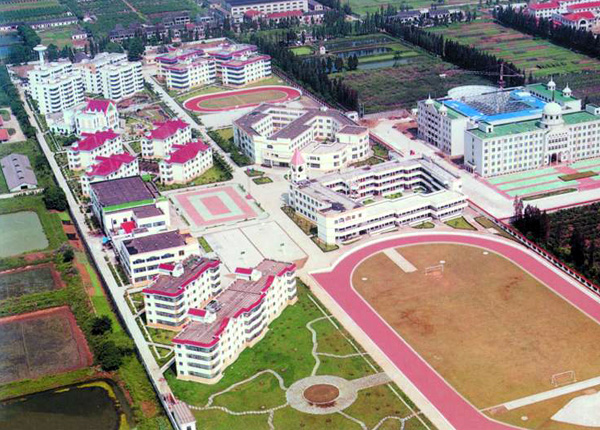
[357,58,414,70]
[0,211,48,257]
[0,380,134,430]
[335,46,392,59]
[0,33,19,59]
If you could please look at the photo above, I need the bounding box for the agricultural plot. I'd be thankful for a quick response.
[0,263,62,300]
[78,0,141,36]
[429,20,600,77]
[0,211,48,257]
[324,34,420,66]
[129,0,201,18]
[344,0,472,15]
[38,25,81,48]
[0,0,68,24]
[0,307,92,385]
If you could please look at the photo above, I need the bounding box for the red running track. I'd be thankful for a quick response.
[183,86,302,112]
[312,233,600,430]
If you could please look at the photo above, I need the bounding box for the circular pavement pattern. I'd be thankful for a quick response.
[287,375,357,415]
[183,86,302,113]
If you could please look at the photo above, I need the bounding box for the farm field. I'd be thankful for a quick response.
[429,20,600,77]
[344,0,475,15]
[352,243,600,410]
[130,0,202,19]
[0,306,93,385]
[78,0,141,36]
[0,211,48,257]
[0,0,68,24]
[0,263,62,300]
[38,25,81,48]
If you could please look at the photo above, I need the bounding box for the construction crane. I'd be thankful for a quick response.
[460,62,525,89]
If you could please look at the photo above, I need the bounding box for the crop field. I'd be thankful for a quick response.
[0,0,68,24]
[0,211,48,257]
[78,0,141,36]
[344,0,473,15]
[0,306,92,385]
[0,263,62,300]
[429,20,600,77]
[38,25,81,48]
[353,243,600,409]
[130,0,201,18]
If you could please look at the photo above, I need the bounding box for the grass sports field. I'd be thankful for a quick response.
[352,243,600,409]
[0,211,48,257]
[183,86,302,113]
[429,20,600,77]
[0,306,92,385]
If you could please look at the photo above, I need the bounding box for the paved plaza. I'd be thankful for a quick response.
[172,185,258,230]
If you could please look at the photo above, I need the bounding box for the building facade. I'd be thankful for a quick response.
[159,140,213,184]
[80,153,139,196]
[233,104,369,169]
[289,154,467,245]
[225,0,308,21]
[172,260,297,383]
[67,130,122,170]
[142,119,192,159]
[156,49,217,91]
[221,54,271,86]
[143,257,222,330]
[28,59,84,115]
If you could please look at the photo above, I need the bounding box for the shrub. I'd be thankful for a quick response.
[91,315,113,336]
[43,186,68,211]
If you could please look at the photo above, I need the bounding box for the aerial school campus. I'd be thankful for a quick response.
[6,0,600,428]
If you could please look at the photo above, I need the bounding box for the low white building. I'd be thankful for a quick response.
[172,260,297,383]
[159,140,213,185]
[48,99,120,135]
[89,175,170,236]
[143,257,222,330]
[142,119,192,159]
[289,153,467,245]
[115,229,201,286]
[225,0,308,22]
[1,153,38,192]
[80,153,139,196]
[233,104,369,169]
[221,54,271,87]
[67,130,122,170]
[75,52,144,101]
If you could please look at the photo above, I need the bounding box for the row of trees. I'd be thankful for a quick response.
[0,66,36,139]
[495,7,600,60]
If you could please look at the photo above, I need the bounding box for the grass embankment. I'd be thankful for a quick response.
[444,216,476,230]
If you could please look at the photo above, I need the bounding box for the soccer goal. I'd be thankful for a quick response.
[551,371,577,387]
[424,264,444,276]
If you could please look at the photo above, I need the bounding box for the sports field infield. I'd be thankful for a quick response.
[352,243,600,409]
[183,86,302,113]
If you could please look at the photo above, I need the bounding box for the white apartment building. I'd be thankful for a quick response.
[28,59,84,115]
[221,54,271,87]
[225,0,308,21]
[143,257,222,330]
[159,140,213,185]
[89,175,170,237]
[234,104,369,169]
[417,82,582,157]
[142,119,192,159]
[115,229,201,286]
[76,52,144,101]
[156,49,217,91]
[173,260,297,383]
[80,153,139,196]
[289,154,467,245]
[67,130,122,170]
[465,102,600,177]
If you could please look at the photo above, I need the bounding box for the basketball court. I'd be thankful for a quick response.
[171,185,258,229]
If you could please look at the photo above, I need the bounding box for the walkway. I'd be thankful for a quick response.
[311,232,600,430]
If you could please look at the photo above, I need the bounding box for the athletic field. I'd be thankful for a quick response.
[183,86,302,113]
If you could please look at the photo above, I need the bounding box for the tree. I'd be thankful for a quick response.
[91,315,113,336]
[127,38,145,61]
[571,228,585,268]
[97,340,123,370]
[334,56,344,72]
[43,186,68,211]
[62,247,75,263]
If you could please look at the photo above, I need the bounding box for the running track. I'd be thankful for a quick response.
[311,233,600,430]
[183,86,302,112]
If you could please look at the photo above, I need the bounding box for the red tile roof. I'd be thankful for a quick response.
[266,10,303,18]
[528,1,559,9]
[188,308,206,317]
[84,99,114,114]
[235,267,253,275]
[0,129,8,141]
[75,130,120,152]
[563,10,595,20]
[86,152,135,177]
[159,263,175,271]
[244,9,261,16]
[148,119,189,140]
[120,220,136,234]
[568,1,600,10]
[164,140,211,164]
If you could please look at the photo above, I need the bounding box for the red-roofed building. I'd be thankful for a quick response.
[80,152,139,195]
[159,140,213,185]
[170,259,297,383]
[265,9,303,21]
[68,130,122,170]
[0,129,9,142]
[526,0,561,17]
[142,119,192,159]
[567,0,600,11]
[554,9,598,28]
[76,99,119,134]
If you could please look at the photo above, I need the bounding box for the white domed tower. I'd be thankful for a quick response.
[425,94,434,106]
[547,78,556,93]
[438,103,448,117]
[540,102,563,128]
[290,149,307,183]
[563,84,572,98]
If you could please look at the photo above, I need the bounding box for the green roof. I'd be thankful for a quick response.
[104,199,156,213]
[433,101,464,120]
[526,83,575,103]
[469,111,599,140]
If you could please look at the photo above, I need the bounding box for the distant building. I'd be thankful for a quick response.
[233,104,370,169]
[172,259,297,383]
[0,16,78,32]
[81,153,139,196]
[0,153,37,192]
[221,53,271,87]
[67,130,122,170]
[223,0,308,22]
[289,155,467,245]
[89,175,170,236]
[142,119,192,159]
[159,140,213,185]
[114,229,201,286]
[156,49,217,91]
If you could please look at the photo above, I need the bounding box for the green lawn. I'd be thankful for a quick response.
[290,46,314,56]
[198,236,213,253]
[0,110,10,121]
[212,372,286,412]
[312,317,364,356]
[444,216,476,230]
[192,409,269,430]
[252,176,273,185]
[38,25,81,48]
[413,221,435,229]
[147,326,177,345]
[214,128,233,141]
